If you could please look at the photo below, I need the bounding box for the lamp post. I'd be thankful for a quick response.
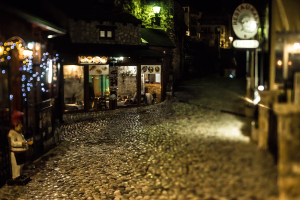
[153,6,161,26]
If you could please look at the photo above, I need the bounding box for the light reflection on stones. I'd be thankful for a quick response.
[0,96,278,199]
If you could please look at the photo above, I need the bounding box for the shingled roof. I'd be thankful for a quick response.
[141,28,175,48]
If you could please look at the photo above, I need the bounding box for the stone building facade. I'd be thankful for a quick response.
[69,20,142,45]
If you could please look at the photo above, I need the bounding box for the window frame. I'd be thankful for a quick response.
[98,25,117,40]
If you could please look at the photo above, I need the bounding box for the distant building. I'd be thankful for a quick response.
[182,6,201,42]
[199,12,233,48]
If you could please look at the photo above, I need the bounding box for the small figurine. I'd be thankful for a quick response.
[7,110,33,184]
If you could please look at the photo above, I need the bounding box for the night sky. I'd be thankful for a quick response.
[189,0,247,13]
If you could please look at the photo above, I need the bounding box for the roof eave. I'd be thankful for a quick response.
[0,4,66,34]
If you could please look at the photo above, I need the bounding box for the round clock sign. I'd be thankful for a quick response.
[232,3,260,39]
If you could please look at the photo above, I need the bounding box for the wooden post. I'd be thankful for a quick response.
[274,104,300,200]
[84,65,89,111]
[137,63,141,107]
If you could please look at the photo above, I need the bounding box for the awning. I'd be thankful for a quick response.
[53,41,169,58]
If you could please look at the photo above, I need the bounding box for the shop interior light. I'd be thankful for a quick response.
[27,42,34,50]
[23,49,33,57]
[48,60,53,83]
[277,60,282,66]
[111,58,118,64]
[294,42,300,50]
[229,36,233,42]
[35,43,40,51]
[288,61,292,66]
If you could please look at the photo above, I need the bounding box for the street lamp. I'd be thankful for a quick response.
[152,6,161,26]
[153,6,161,15]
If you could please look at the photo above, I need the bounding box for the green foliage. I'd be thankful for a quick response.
[123,0,174,32]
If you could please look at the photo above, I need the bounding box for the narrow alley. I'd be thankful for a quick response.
[0,75,278,200]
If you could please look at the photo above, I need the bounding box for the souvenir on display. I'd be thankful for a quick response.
[7,110,33,185]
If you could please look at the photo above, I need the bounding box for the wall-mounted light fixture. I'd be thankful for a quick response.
[152,6,161,26]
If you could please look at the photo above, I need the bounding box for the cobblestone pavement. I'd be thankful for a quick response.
[0,76,278,200]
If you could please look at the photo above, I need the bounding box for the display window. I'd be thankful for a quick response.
[141,65,161,104]
[89,65,110,110]
[117,66,137,106]
[63,65,84,111]
[275,32,300,88]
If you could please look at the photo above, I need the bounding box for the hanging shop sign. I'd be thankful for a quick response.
[232,3,260,39]
[141,65,161,74]
[89,65,109,75]
[78,56,108,64]
[233,39,259,48]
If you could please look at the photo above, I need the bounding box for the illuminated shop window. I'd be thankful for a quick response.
[63,65,84,111]
[89,65,110,110]
[141,65,162,104]
[117,66,137,106]
[275,32,300,87]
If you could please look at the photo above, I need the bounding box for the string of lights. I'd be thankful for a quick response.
[0,40,59,102]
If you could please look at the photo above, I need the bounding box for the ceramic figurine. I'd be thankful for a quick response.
[7,110,33,184]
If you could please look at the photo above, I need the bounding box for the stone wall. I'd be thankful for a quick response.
[69,20,141,45]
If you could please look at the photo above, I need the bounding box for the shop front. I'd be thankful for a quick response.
[57,44,167,119]
[0,2,66,185]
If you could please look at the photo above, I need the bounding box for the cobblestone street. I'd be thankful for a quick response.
[0,75,278,200]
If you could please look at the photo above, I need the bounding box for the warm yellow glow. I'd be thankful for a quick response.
[277,60,282,66]
[153,6,161,14]
[0,46,4,56]
[100,56,108,63]
[23,49,33,57]
[35,43,40,51]
[294,43,300,50]
[229,37,233,42]
[79,56,108,64]
[288,61,292,66]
